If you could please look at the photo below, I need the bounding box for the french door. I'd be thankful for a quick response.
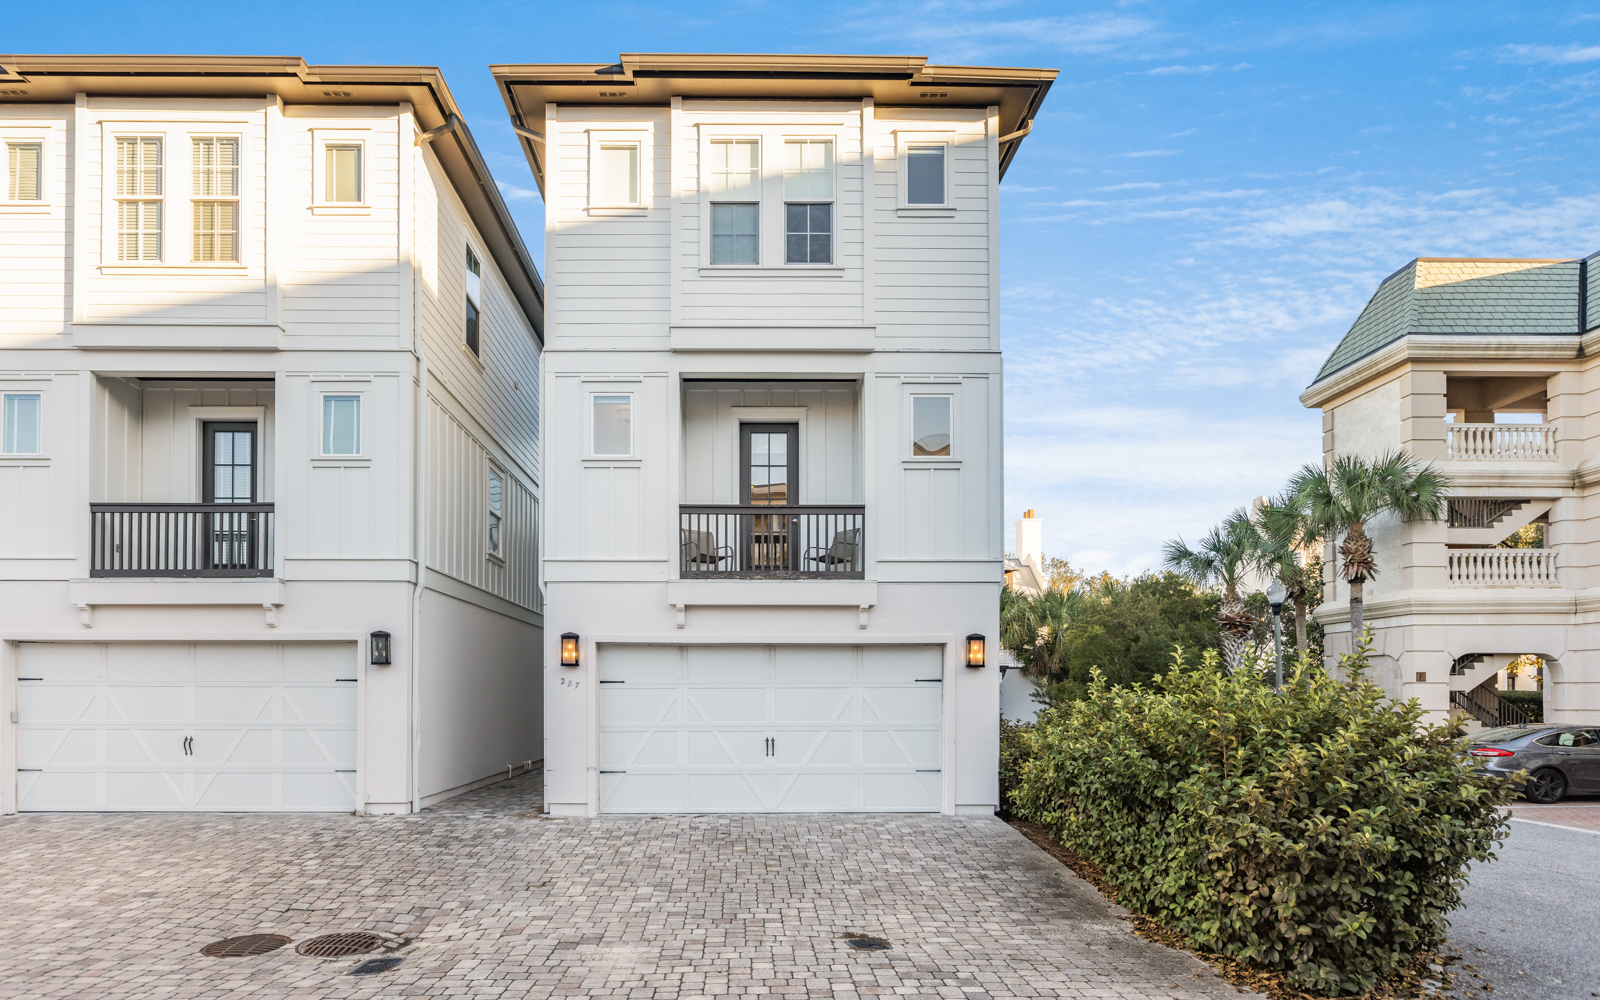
[740,423,798,572]
[202,422,258,571]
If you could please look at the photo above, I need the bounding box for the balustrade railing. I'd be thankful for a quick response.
[1446,423,1557,461]
[1447,549,1558,588]
[90,503,275,578]
[680,505,864,579]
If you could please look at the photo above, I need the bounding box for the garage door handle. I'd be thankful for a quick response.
[183,736,192,756]
[599,770,625,774]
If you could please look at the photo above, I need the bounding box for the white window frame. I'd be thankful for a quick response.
[781,137,837,267]
[699,130,764,268]
[464,244,485,362]
[318,392,364,458]
[586,128,651,214]
[109,132,166,263]
[487,465,506,560]
[311,129,370,214]
[1,391,45,457]
[907,391,957,462]
[895,130,956,214]
[1,133,50,212]
[587,390,635,460]
[189,134,243,264]
[98,121,252,270]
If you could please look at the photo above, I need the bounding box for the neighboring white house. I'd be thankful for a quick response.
[1302,255,1600,727]
[492,53,1055,815]
[1001,510,1046,722]
[0,57,545,814]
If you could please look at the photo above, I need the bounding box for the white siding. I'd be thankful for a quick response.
[0,373,77,567]
[0,109,72,340]
[681,383,859,504]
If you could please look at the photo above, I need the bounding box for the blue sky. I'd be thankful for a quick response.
[14,1,1600,576]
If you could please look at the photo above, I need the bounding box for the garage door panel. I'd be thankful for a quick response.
[773,772,856,811]
[192,772,273,811]
[104,727,188,765]
[190,729,272,766]
[602,771,681,813]
[19,727,96,766]
[282,686,355,723]
[19,643,101,679]
[193,643,275,680]
[281,772,357,811]
[282,643,354,681]
[773,729,853,767]
[604,688,678,725]
[603,729,681,768]
[104,685,185,722]
[687,772,767,812]
[687,730,765,767]
[192,686,273,722]
[862,687,941,723]
[17,685,96,723]
[684,645,764,682]
[105,644,189,681]
[862,645,942,681]
[601,644,681,682]
[774,687,851,724]
[863,729,941,768]
[105,772,186,810]
[17,771,95,811]
[774,645,853,681]
[864,771,941,811]
[283,729,356,767]
[686,687,764,723]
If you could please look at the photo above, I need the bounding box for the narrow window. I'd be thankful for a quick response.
[708,139,759,264]
[912,396,952,457]
[488,469,504,556]
[592,394,632,457]
[115,137,162,261]
[191,138,240,262]
[783,139,833,264]
[594,143,639,206]
[3,393,41,454]
[906,144,946,205]
[322,395,361,456]
[325,144,361,202]
[465,247,482,355]
[6,142,41,201]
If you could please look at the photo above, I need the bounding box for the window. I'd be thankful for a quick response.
[592,394,632,457]
[465,247,482,356]
[912,396,952,457]
[115,136,162,260]
[321,395,361,456]
[6,142,41,201]
[488,469,504,556]
[906,144,946,205]
[191,138,239,262]
[593,142,639,206]
[708,139,760,265]
[325,144,361,202]
[783,139,833,264]
[2,393,41,454]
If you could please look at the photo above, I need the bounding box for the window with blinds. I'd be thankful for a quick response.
[6,143,42,201]
[115,137,162,261]
[325,144,361,202]
[191,138,239,262]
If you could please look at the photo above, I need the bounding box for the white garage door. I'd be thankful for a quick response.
[17,642,357,812]
[599,644,943,813]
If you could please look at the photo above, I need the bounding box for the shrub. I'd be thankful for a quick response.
[1497,690,1543,722]
[1006,643,1512,996]
[999,716,1034,808]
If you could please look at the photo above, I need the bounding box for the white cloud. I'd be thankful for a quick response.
[497,180,539,202]
[1143,64,1219,75]
[1097,181,1163,191]
[1499,43,1600,65]
[1124,149,1180,158]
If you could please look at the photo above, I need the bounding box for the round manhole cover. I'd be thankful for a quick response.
[296,932,386,958]
[200,934,293,958]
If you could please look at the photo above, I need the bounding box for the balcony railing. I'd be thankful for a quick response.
[680,505,864,579]
[90,503,275,578]
[1447,549,1557,588]
[1446,423,1557,461]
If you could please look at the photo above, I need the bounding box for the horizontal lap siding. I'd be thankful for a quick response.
[0,110,72,336]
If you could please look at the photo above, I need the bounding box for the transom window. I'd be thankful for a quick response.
[6,142,41,201]
[115,136,163,261]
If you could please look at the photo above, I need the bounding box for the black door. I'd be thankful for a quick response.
[202,422,258,570]
[740,424,798,571]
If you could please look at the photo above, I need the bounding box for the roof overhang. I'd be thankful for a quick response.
[489,53,1057,195]
[0,54,544,339]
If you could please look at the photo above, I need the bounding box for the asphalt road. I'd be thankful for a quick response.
[1448,806,1600,1000]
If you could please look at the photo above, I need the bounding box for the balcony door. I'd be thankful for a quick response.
[202,422,258,572]
[740,423,798,572]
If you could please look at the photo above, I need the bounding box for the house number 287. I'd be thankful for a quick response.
[559,676,581,690]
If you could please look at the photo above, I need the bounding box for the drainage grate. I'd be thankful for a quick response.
[841,934,891,951]
[296,932,386,958]
[200,934,293,958]
[350,957,405,976]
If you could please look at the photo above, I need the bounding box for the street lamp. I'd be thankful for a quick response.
[1265,581,1287,689]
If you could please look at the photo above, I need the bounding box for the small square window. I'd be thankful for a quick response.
[593,394,632,456]
[325,144,362,202]
[7,142,42,201]
[594,143,640,206]
[906,145,946,205]
[322,394,361,455]
[488,469,504,556]
[912,396,952,457]
[3,393,42,454]
[711,203,759,265]
[465,247,482,356]
[785,203,832,264]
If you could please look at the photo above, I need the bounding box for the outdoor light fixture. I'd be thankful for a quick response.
[966,633,986,668]
[1264,581,1288,690]
[1265,580,1287,615]
[560,632,580,668]
[370,630,391,666]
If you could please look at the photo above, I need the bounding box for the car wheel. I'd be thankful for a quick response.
[1525,768,1567,804]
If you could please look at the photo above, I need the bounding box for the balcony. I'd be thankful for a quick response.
[680,505,864,579]
[1447,549,1557,588]
[1446,423,1557,461]
[90,503,275,578]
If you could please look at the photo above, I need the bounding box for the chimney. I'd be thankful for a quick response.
[1015,509,1042,571]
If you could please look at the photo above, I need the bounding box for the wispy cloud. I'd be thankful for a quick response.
[1123,149,1180,158]
[1143,64,1219,75]
[1098,181,1163,191]
[832,7,1160,62]
[497,180,539,202]
[1499,43,1600,65]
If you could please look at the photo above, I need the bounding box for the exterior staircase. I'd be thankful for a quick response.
[1449,653,1518,692]
[1449,686,1530,729]
[1447,499,1552,546]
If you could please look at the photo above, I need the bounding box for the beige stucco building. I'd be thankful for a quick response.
[1302,255,1600,726]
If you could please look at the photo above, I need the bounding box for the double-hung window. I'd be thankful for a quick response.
[465,247,482,356]
[487,469,504,557]
[2,393,42,455]
[115,136,163,261]
[191,137,240,262]
[708,139,760,264]
[783,139,833,265]
[6,142,42,202]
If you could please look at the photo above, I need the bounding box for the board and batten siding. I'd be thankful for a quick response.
[0,373,78,569]
[0,108,72,340]
[681,384,860,505]
[873,374,996,564]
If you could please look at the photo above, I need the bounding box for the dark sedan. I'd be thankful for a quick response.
[1467,724,1600,803]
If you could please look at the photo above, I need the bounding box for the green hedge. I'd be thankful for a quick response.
[1005,647,1512,996]
[1497,690,1543,723]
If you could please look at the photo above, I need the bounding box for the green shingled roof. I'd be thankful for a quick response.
[1312,257,1589,384]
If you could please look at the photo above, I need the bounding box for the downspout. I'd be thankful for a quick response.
[410,131,429,814]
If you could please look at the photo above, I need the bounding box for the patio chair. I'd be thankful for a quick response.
[804,527,860,571]
[681,528,732,571]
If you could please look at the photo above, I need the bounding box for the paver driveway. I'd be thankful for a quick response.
[0,774,1244,999]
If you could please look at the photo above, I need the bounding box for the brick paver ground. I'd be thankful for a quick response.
[0,773,1246,999]
[1505,800,1600,833]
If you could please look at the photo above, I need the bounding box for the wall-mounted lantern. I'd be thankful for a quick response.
[370,630,391,666]
[560,632,580,668]
[966,633,985,668]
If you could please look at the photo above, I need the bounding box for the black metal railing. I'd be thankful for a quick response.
[679,505,864,579]
[1451,687,1530,729]
[90,503,275,578]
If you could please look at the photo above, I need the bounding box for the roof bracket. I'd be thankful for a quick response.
[415,114,460,146]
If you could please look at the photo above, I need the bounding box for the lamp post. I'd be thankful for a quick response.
[1265,581,1287,689]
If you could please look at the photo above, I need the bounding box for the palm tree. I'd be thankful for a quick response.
[1253,490,1317,653]
[999,584,1082,682]
[1288,450,1451,641]
[1162,509,1258,674]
